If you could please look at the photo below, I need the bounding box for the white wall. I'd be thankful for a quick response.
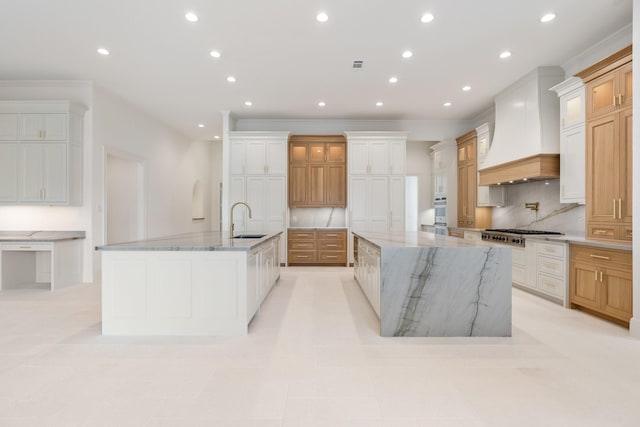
[92,86,213,275]
[211,140,223,231]
[106,154,140,244]
[406,140,435,227]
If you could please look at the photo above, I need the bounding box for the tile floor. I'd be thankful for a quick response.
[1,266,640,426]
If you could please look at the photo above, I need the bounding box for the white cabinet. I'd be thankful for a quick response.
[350,176,389,232]
[0,102,86,206]
[551,77,586,204]
[346,132,408,176]
[354,236,381,318]
[389,176,405,231]
[229,132,288,176]
[429,140,456,221]
[475,123,505,207]
[512,240,568,305]
[244,176,286,234]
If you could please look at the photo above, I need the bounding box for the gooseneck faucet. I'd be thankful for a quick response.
[229,202,252,238]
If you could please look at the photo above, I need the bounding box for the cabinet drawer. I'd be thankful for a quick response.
[288,251,316,263]
[319,240,345,251]
[537,255,565,277]
[511,247,525,267]
[288,230,316,240]
[1,243,53,251]
[587,224,616,240]
[536,242,565,258]
[317,230,346,240]
[571,245,631,267]
[318,252,346,263]
[512,265,525,285]
[288,240,315,250]
[538,273,564,297]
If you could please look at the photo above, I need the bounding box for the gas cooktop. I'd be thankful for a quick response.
[481,229,564,247]
[485,229,563,235]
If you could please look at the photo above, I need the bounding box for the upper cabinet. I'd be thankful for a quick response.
[0,102,86,206]
[346,132,406,176]
[288,135,346,208]
[577,46,632,242]
[229,131,288,176]
[551,77,586,204]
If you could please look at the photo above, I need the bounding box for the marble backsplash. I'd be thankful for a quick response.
[289,207,346,228]
[491,179,585,236]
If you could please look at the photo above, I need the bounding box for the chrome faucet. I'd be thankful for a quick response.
[229,202,252,238]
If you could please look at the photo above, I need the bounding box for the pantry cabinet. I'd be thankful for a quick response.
[456,130,492,228]
[578,47,632,242]
[0,102,86,206]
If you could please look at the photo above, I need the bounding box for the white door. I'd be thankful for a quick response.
[389,141,405,175]
[245,177,266,232]
[266,140,286,175]
[348,142,369,175]
[0,142,18,201]
[390,176,405,231]
[369,176,389,231]
[349,176,368,231]
[42,143,67,202]
[244,141,266,175]
[19,143,44,201]
[369,141,389,174]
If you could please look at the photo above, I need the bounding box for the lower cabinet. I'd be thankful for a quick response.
[288,229,347,265]
[570,244,632,325]
[354,236,381,317]
[512,240,567,305]
[247,236,281,323]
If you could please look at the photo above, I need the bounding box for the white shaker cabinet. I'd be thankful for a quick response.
[349,176,390,232]
[347,134,407,176]
[19,114,67,141]
[0,142,18,202]
[551,77,586,204]
[229,132,288,176]
[0,114,18,140]
[20,143,67,203]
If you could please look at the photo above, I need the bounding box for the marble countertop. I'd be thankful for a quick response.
[526,234,632,251]
[96,231,282,252]
[353,231,499,249]
[288,227,347,230]
[0,231,86,242]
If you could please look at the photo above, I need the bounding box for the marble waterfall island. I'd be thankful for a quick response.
[353,231,512,337]
[96,231,282,336]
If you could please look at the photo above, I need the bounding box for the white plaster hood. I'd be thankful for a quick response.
[478,67,565,186]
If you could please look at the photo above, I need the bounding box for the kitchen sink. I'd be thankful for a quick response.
[232,234,266,239]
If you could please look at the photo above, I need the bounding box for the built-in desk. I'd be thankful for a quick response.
[0,231,85,291]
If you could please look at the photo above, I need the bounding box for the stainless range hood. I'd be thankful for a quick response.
[478,67,565,186]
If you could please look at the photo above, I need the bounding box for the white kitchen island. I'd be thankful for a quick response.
[97,231,281,336]
[353,231,512,337]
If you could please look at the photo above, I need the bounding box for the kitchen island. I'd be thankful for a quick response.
[96,231,281,336]
[353,231,512,337]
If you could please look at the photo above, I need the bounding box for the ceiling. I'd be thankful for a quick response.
[0,0,633,140]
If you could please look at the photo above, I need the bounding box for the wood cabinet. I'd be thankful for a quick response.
[579,47,632,242]
[570,244,632,325]
[456,130,492,228]
[0,102,85,206]
[288,229,347,265]
[288,135,346,207]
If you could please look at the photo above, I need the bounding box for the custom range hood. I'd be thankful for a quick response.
[478,67,565,186]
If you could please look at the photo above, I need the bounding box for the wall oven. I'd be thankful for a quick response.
[434,196,447,225]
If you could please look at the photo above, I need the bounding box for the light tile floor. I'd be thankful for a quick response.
[1,267,640,426]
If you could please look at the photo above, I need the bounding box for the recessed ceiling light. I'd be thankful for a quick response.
[499,51,512,59]
[318,101,326,107]
[97,48,110,56]
[198,124,205,128]
[389,76,398,84]
[376,101,384,107]
[402,50,413,59]
[443,102,452,107]
[185,12,198,23]
[540,13,556,23]
[226,76,236,83]
[316,12,328,22]
[462,85,471,91]
[209,50,221,58]
[420,13,434,23]
[214,135,220,139]
[244,101,253,106]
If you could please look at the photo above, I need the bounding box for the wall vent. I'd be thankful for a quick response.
[352,60,364,69]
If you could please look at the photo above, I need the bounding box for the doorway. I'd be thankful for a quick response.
[405,176,418,231]
[104,149,146,244]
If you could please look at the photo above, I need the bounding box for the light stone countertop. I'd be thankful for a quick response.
[0,231,86,242]
[288,227,347,230]
[353,231,501,249]
[526,234,632,251]
[96,231,282,252]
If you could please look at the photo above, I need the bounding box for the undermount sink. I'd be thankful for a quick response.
[232,234,266,239]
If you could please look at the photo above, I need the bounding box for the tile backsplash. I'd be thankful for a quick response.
[289,208,346,228]
[491,180,585,236]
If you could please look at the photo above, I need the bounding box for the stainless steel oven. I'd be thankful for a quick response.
[434,196,447,225]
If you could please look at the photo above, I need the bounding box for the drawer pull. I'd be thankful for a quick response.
[594,270,598,281]
[589,254,610,260]
[325,256,338,259]
[600,271,603,282]
[544,247,556,253]
[19,246,32,249]
[593,230,608,234]
[297,255,310,258]
[326,244,338,247]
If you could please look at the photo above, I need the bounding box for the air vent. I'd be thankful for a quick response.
[352,60,364,69]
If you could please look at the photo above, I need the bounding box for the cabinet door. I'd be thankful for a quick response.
[570,261,601,311]
[246,250,259,322]
[349,142,369,175]
[619,62,632,110]
[265,177,285,232]
[230,142,245,175]
[602,267,632,322]
[619,108,632,226]
[245,141,266,175]
[19,143,44,201]
[349,176,368,231]
[433,150,443,171]
[308,164,325,205]
[326,143,345,163]
[389,140,405,175]
[389,176,404,231]
[369,176,389,231]
[586,114,618,225]
[561,88,585,130]
[560,125,586,203]
[289,142,308,165]
[266,140,286,175]
[288,165,307,206]
[230,176,247,233]
[43,114,67,141]
[308,142,325,163]
[19,114,45,140]
[326,164,346,207]
[245,177,266,232]
[457,164,467,226]
[369,141,389,174]
[43,143,67,202]
[0,114,18,140]
[586,72,617,120]
[0,142,18,201]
